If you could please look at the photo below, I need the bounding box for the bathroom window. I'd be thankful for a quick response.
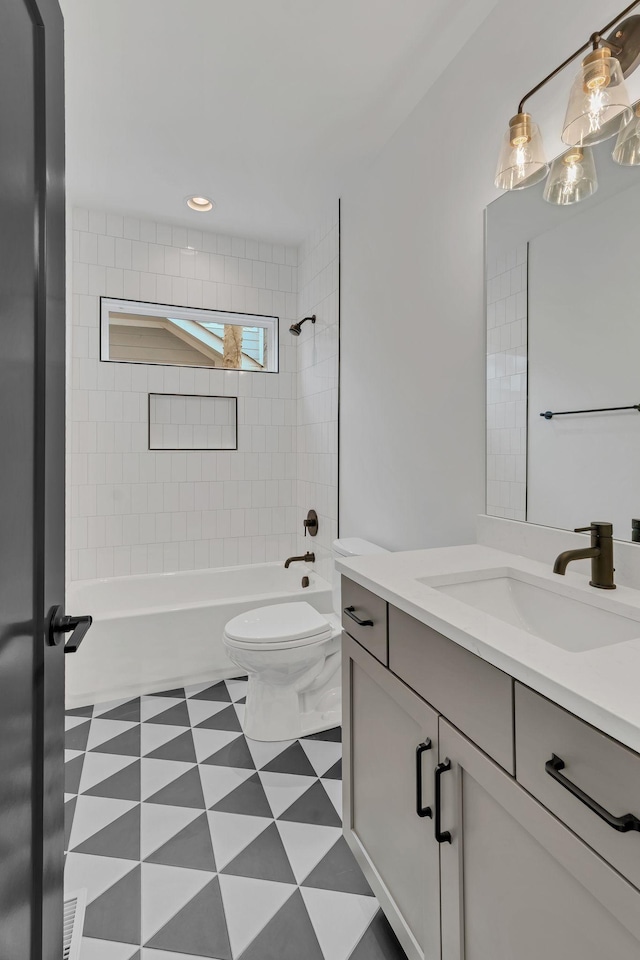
[100,297,279,372]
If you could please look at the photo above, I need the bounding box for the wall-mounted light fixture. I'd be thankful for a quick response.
[495,1,640,203]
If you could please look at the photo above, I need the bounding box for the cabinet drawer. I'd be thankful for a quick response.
[516,683,640,891]
[388,606,514,773]
[341,577,388,664]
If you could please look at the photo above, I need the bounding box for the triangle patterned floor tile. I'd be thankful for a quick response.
[190,681,231,702]
[148,687,185,699]
[64,853,137,906]
[195,704,241,732]
[97,698,141,723]
[141,722,189,757]
[301,835,373,895]
[79,937,140,960]
[259,771,317,820]
[86,719,139,752]
[299,739,342,777]
[275,821,342,885]
[65,753,85,795]
[222,821,295,884]
[186,698,232,728]
[238,887,324,960]
[202,735,254,769]
[192,728,242,765]
[83,864,141,944]
[278,780,341,827]
[262,742,316,777]
[225,678,248,702]
[146,766,206,809]
[207,811,272,871]
[146,701,191,728]
[79,752,137,795]
[73,804,140,861]
[66,714,89,731]
[211,771,272,818]
[140,696,186,722]
[218,875,296,960]
[323,758,342,780]
[146,730,197,764]
[301,887,379,960]
[91,725,141,758]
[303,726,341,742]
[64,796,77,852]
[65,719,91,751]
[321,777,342,817]
[69,795,138,851]
[347,909,408,960]
[145,876,231,959]
[245,737,295,771]
[140,803,201,861]
[84,760,141,802]
[145,813,216,872]
[66,704,94,718]
[141,862,213,943]
[140,759,194,801]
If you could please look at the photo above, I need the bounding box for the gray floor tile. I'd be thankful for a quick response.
[278,780,341,828]
[146,767,206,809]
[144,876,232,959]
[100,698,141,723]
[262,742,316,777]
[323,758,342,780]
[66,720,91,751]
[196,704,242,732]
[146,730,197,763]
[223,822,296,884]
[238,888,324,960]
[146,701,191,727]
[91,725,141,758]
[302,836,374,896]
[303,727,341,742]
[191,681,231,702]
[212,772,273,818]
[83,865,141,944]
[65,753,85,794]
[348,910,407,959]
[73,804,140,861]
[145,813,216,872]
[202,735,255,769]
[84,760,141,802]
[148,688,185,699]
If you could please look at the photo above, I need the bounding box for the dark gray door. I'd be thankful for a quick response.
[0,1,66,958]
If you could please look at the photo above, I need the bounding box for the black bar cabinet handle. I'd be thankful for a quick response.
[545,755,640,833]
[434,759,452,843]
[416,740,432,818]
[343,606,374,627]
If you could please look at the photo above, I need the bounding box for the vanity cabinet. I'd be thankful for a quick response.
[341,576,640,960]
[438,719,640,960]
[342,633,441,960]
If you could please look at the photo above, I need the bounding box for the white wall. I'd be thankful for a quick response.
[527,182,640,540]
[339,0,624,551]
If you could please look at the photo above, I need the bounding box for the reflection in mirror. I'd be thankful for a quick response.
[100,298,279,371]
[486,137,640,542]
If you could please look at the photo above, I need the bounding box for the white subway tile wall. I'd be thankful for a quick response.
[149,394,237,450]
[68,206,339,583]
[486,244,528,521]
[295,205,340,583]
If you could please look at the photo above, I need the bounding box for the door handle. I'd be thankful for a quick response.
[343,606,374,627]
[416,739,433,818]
[434,759,452,843]
[545,755,640,833]
[46,604,92,654]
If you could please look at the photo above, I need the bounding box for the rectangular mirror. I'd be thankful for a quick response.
[486,138,640,543]
[101,297,279,372]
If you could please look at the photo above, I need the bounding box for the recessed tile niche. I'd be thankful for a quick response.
[148,393,237,450]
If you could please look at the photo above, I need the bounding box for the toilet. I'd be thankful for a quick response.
[223,538,387,741]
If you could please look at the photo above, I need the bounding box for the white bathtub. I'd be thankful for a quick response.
[65,563,333,708]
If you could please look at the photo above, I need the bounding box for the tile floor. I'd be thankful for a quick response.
[64,678,408,960]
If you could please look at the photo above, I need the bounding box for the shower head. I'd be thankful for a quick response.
[289,315,316,336]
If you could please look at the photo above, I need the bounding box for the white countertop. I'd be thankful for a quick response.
[337,544,640,755]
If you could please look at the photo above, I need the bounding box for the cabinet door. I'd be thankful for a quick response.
[438,719,640,960]
[343,633,440,960]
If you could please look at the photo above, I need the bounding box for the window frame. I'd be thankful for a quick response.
[100,296,279,373]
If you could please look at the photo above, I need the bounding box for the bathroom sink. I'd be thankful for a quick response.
[418,571,640,653]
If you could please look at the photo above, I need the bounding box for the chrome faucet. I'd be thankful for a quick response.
[553,522,616,590]
[284,552,315,569]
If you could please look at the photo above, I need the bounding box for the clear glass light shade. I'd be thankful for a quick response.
[613,103,640,165]
[495,115,548,190]
[543,147,598,205]
[562,53,632,146]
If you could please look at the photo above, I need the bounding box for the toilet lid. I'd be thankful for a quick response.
[224,602,331,644]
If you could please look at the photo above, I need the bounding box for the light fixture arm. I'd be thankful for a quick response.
[517,0,640,115]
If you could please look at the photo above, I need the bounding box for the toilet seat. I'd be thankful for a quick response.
[224,601,336,650]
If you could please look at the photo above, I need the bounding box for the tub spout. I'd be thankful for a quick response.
[284,552,315,569]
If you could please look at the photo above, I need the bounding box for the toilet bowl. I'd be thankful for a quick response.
[223,537,387,741]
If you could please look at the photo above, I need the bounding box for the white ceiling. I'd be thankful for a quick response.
[61,0,496,243]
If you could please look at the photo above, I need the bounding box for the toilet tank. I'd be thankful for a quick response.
[332,538,389,616]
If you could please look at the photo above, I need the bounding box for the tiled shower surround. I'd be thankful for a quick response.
[68,206,338,582]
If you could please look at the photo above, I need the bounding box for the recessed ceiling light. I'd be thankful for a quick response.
[186,196,214,212]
